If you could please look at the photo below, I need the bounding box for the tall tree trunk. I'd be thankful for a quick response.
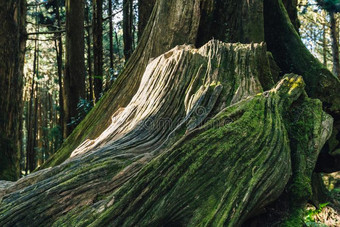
[26,8,40,174]
[85,3,94,103]
[137,0,155,39]
[54,2,65,139]
[0,0,26,181]
[108,0,114,71]
[330,11,340,78]
[282,0,300,32]
[114,29,121,61]
[25,42,36,174]
[123,0,133,61]
[93,0,103,102]
[64,0,86,137]
[323,22,328,66]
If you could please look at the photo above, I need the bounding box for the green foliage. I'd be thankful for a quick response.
[69,98,94,127]
[318,0,340,12]
[304,203,329,226]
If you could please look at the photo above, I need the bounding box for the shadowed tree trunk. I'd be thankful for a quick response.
[1,0,339,226]
[0,0,26,181]
[282,0,300,32]
[108,0,114,70]
[93,0,103,102]
[123,0,133,61]
[137,0,155,39]
[63,0,86,137]
[85,2,94,103]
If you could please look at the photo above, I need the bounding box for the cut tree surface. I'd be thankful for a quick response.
[0,41,333,226]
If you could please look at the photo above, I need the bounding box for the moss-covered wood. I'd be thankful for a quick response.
[0,0,338,226]
[264,0,340,174]
[0,41,333,226]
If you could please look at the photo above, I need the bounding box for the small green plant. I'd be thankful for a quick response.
[304,202,329,226]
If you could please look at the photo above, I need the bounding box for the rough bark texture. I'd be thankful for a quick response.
[282,0,300,32]
[108,0,114,70]
[93,0,103,102]
[264,0,340,174]
[0,0,336,225]
[64,0,86,137]
[195,0,264,46]
[123,0,133,61]
[1,40,331,226]
[137,0,155,39]
[0,0,26,181]
[40,0,266,170]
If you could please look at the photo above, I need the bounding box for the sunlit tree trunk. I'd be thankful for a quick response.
[330,11,340,78]
[323,22,328,66]
[54,2,65,140]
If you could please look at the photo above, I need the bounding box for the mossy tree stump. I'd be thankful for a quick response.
[0,41,333,226]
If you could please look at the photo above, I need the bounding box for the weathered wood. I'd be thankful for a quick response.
[0,41,332,226]
[40,0,266,170]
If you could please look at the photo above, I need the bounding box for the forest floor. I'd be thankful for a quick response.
[305,173,340,226]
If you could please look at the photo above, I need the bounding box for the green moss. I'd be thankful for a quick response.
[264,0,340,114]
[289,175,312,203]
[282,208,304,227]
[86,77,307,227]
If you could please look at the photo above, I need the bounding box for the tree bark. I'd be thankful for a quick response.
[264,0,340,174]
[330,11,340,78]
[54,2,65,140]
[1,0,338,226]
[123,0,133,61]
[85,3,94,103]
[137,0,155,39]
[108,0,114,70]
[0,0,26,180]
[64,0,86,137]
[323,22,328,66]
[282,0,300,32]
[93,0,103,102]
[0,40,333,226]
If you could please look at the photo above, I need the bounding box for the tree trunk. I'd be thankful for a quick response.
[330,11,340,78]
[323,22,328,66]
[123,0,133,61]
[0,0,26,181]
[264,0,340,175]
[64,0,86,137]
[85,3,95,103]
[54,2,65,139]
[137,0,155,39]
[1,0,339,226]
[93,0,103,102]
[108,0,114,70]
[282,0,300,32]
